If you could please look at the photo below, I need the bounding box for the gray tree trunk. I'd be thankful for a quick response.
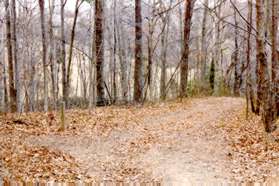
[60,0,67,107]
[5,0,17,112]
[39,0,48,112]
[66,0,83,106]
[48,0,57,110]
[200,0,208,82]
[233,3,240,96]
[160,5,171,100]
[134,0,144,102]
[11,0,20,112]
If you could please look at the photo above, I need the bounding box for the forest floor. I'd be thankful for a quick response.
[1,97,279,184]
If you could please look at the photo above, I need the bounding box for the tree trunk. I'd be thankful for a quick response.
[39,0,48,112]
[255,0,265,114]
[233,4,240,96]
[209,58,215,91]
[29,46,37,112]
[0,37,8,112]
[246,0,255,114]
[146,21,153,101]
[134,0,144,102]
[116,14,128,103]
[256,0,273,132]
[0,24,4,111]
[48,0,57,110]
[5,0,17,112]
[160,34,167,100]
[271,0,279,117]
[95,0,105,103]
[160,13,170,100]
[89,3,95,108]
[213,1,223,95]
[112,0,117,103]
[200,0,208,82]
[66,0,83,106]
[179,0,195,98]
[60,0,67,107]
[11,0,20,112]
[3,60,8,112]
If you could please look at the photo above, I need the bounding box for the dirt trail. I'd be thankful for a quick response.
[139,98,242,184]
[27,97,244,183]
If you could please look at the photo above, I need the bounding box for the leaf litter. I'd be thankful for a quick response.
[1,97,279,183]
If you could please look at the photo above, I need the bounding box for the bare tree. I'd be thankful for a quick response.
[134,0,144,102]
[48,0,57,110]
[11,0,20,112]
[200,0,208,83]
[271,0,279,117]
[66,0,83,106]
[60,0,67,106]
[0,24,7,112]
[180,0,195,98]
[233,2,240,96]
[89,2,96,108]
[39,0,48,112]
[255,0,274,132]
[95,0,105,103]
[160,4,171,100]
[115,1,128,103]
[111,0,117,102]
[246,0,255,115]
[5,0,17,112]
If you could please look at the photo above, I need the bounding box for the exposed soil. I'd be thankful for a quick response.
[1,97,279,184]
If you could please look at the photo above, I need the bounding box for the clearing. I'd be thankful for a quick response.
[1,97,279,184]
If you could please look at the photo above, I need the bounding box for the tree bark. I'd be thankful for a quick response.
[213,1,223,95]
[256,0,273,132]
[134,0,144,102]
[48,0,57,110]
[39,0,48,112]
[5,0,17,112]
[146,16,154,101]
[255,0,265,114]
[112,0,117,103]
[179,0,195,98]
[60,0,67,106]
[3,60,8,112]
[11,0,20,112]
[246,0,255,114]
[160,12,170,100]
[95,0,105,103]
[66,0,83,106]
[0,35,7,112]
[116,13,128,103]
[200,0,208,82]
[89,2,95,108]
[233,4,240,96]
[271,0,279,116]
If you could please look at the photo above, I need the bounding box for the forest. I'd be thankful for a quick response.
[0,0,279,184]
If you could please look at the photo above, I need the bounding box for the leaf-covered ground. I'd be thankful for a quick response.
[1,97,279,184]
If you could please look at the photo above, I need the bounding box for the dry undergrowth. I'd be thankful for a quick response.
[221,109,279,182]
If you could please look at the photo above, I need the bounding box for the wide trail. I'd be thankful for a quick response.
[28,97,243,183]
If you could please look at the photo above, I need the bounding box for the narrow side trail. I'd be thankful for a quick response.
[27,97,245,183]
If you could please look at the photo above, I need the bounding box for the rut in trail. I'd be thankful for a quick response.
[27,97,244,183]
